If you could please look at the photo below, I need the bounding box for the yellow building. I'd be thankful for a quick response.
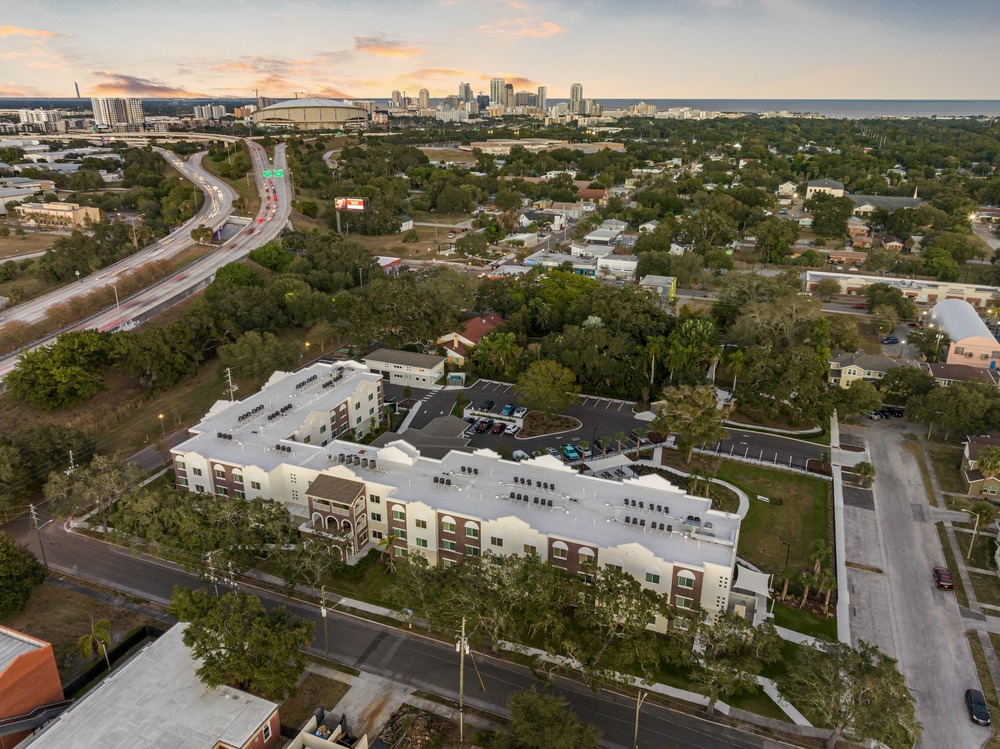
[827,352,916,389]
[14,202,101,228]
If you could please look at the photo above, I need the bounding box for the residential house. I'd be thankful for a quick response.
[639,275,677,306]
[850,235,873,250]
[920,362,1000,387]
[638,219,660,233]
[21,625,281,749]
[847,217,870,238]
[436,314,504,367]
[363,349,445,388]
[777,181,798,198]
[798,215,814,228]
[398,215,414,232]
[805,179,845,199]
[517,210,542,228]
[881,236,905,252]
[929,299,1000,369]
[577,188,608,205]
[600,219,629,232]
[827,352,916,388]
[962,434,1000,496]
[0,626,65,747]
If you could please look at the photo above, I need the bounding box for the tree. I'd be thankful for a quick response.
[726,349,745,393]
[495,188,524,212]
[0,533,46,617]
[456,231,489,257]
[790,640,921,749]
[167,587,312,700]
[754,216,799,264]
[190,224,213,245]
[274,537,344,590]
[833,381,881,418]
[217,331,296,381]
[514,360,579,417]
[212,261,265,288]
[870,304,900,336]
[813,277,842,301]
[693,613,781,714]
[854,460,875,487]
[651,385,728,462]
[976,446,1000,478]
[483,687,601,749]
[78,618,112,670]
[879,366,937,406]
[43,454,144,535]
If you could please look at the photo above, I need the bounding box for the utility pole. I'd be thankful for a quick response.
[969,511,982,560]
[65,450,76,475]
[456,616,469,743]
[207,552,219,596]
[321,585,329,656]
[30,504,49,571]
[225,367,239,401]
[633,690,647,748]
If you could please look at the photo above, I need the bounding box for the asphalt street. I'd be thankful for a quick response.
[8,517,803,749]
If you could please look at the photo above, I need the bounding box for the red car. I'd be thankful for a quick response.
[491,422,506,434]
[933,566,954,590]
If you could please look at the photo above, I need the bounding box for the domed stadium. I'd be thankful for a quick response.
[251,98,368,130]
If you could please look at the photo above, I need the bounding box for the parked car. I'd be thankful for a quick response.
[513,406,528,418]
[966,688,992,726]
[562,445,581,461]
[512,450,530,461]
[505,424,520,436]
[491,422,506,434]
[501,403,515,416]
[933,566,954,590]
[475,419,494,433]
[869,411,883,420]
[880,336,900,345]
[546,447,560,458]
[479,400,495,411]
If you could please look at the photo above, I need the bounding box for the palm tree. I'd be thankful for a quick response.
[727,349,745,394]
[639,335,670,386]
[778,566,797,601]
[977,446,1000,479]
[816,568,837,615]
[377,532,401,573]
[810,540,831,575]
[799,571,818,609]
[854,461,875,487]
[79,618,112,670]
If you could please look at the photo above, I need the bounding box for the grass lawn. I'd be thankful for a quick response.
[0,232,56,258]
[716,462,831,574]
[280,672,350,731]
[967,532,998,572]
[771,602,838,641]
[320,552,398,610]
[926,442,967,495]
[1,580,157,683]
[969,571,1000,608]
[199,149,260,217]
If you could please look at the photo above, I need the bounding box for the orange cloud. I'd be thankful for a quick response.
[89,72,207,98]
[0,86,29,96]
[478,18,565,38]
[212,61,255,73]
[409,68,470,79]
[0,25,56,38]
[355,35,425,58]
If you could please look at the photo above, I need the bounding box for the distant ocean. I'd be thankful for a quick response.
[549,99,1000,119]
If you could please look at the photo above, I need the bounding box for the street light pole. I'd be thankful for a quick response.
[29,504,49,571]
[112,283,121,320]
[456,616,469,743]
[158,413,165,435]
[321,585,329,656]
[633,690,647,749]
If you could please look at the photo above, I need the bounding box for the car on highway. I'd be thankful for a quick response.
[933,566,954,590]
[491,422,506,434]
[880,336,900,344]
[513,406,528,418]
[501,403,515,416]
[966,688,992,726]
[257,217,264,223]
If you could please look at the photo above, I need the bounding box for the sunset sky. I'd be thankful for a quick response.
[3,0,999,100]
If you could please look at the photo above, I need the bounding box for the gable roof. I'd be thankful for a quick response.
[848,194,922,211]
[831,352,913,372]
[455,314,504,344]
[306,474,365,503]
[921,362,999,385]
[808,178,844,189]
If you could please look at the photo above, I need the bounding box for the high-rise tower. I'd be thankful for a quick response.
[569,83,583,114]
[490,78,506,106]
[536,86,547,111]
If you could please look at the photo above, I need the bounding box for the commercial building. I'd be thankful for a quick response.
[804,178,845,199]
[171,388,743,627]
[928,299,1000,368]
[418,89,430,110]
[252,98,369,131]
[14,202,101,228]
[803,270,1000,309]
[21,625,280,749]
[91,97,144,128]
[458,82,472,103]
[0,626,65,747]
[569,83,583,114]
[536,86,547,111]
[363,349,445,388]
[639,274,678,306]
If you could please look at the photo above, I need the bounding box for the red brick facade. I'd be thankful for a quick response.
[0,627,64,747]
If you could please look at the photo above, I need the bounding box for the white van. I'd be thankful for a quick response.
[512,450,531,462]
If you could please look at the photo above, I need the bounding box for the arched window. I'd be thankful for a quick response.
[677,570,696,590]
[464,521,480,539]
[605,556,624,572]
[551,540,569,561]
[578,547,595,565]
[441,515,457,533]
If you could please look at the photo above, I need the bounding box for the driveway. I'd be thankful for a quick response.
[850,420,985,749]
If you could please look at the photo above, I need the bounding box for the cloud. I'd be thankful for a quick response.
[89,72,207,97]
[477,18,565,37]
[408,68,470,80]
[0,86,30,96]
[0,25,56,39]
[501,75,538,88]
[212,61,256,73]
[354,35,425,58]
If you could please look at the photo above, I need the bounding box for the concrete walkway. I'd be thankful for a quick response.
[636,449,751,519]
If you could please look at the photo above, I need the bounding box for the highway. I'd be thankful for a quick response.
[0,141,290,380]
[6,515,806,749]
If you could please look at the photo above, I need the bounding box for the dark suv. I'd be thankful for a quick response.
[966,688,992,726]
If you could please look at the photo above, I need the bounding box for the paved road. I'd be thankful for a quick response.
[710,429,825,471]
[0,142,289,381]
[854,420,986,749]
[9,518,803,749]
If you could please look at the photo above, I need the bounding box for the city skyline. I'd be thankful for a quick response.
[3,0,1000,101]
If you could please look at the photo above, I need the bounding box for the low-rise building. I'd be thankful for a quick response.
[929,299,1000,369]
[849,193,922,216]
[597,254,639,279]
[962,434,1000,497]
[803,271,1000,309]
[0,626,65,747]
[639,275,677,306]
[805,179,845,199]
[14,202,101,228]
[363,349,445,388]
[827,352,915,388]
[920,362,1000,387]
[21,625,280,749]
[436,314,504,367]
[377,256,402,277]
[777,181,798,197]
[638,219,660,233]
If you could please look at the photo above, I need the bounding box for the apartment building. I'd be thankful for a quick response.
[91,97,145,127]
[171,367,743,627]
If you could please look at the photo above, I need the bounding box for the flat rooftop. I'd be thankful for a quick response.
[21,625,276,749]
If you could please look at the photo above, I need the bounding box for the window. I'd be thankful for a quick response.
[263,724,272,742]
[552,546,568,560]
[371,530,383,540]
[955,347,965,355]
[216,486,229,496]
[394,547,407,557]
[645,572,660,584]
[442,521,456,533]
[232,473,243,484]
[195,484,204,493]
[370,494,381,503]
[392,509,405,521]
[251,481,261,490]
[178,477,189,487]
[355,402,360,410]
[369,392,374,401]
[320,424,327,433]
[490,536,503,547]
[677,572,696,590]
[578,571,595,585]
[673,617,690,631]
[396,529,406,539]
[606,562,622,572]
[370,513,381,522]
[524,544,537,555]
[416,538,428,548]
[443,558,455,568]
[675,595,694,610]
[465,525,479,539]
[415,519,428,529]
[369,407,375,416]
[442,540,457,551]
[466,546,481,557]
[192,467,203,476]
[235,490,246,499]
[176,460,185,470]
[356,416,362,425]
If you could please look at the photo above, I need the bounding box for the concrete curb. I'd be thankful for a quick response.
[831,412,852,645]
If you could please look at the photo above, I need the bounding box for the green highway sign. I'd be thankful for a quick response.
[275,169,284,177]
[262,170,273,177]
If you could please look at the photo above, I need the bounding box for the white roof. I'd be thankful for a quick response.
[0,626,46,674]
[259,97,365,112]
[930,299,995,343]
[21,625,276,749]
[732,565,772,598]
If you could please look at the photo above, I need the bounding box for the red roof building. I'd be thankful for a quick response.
[437,314,505,366]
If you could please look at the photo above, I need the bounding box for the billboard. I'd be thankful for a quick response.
[335,197,367,212]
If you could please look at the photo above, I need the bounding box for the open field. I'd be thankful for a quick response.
[716,462,831,573]
[280,672,351,731]
[0,580,158,682]
[0,232,57,259]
